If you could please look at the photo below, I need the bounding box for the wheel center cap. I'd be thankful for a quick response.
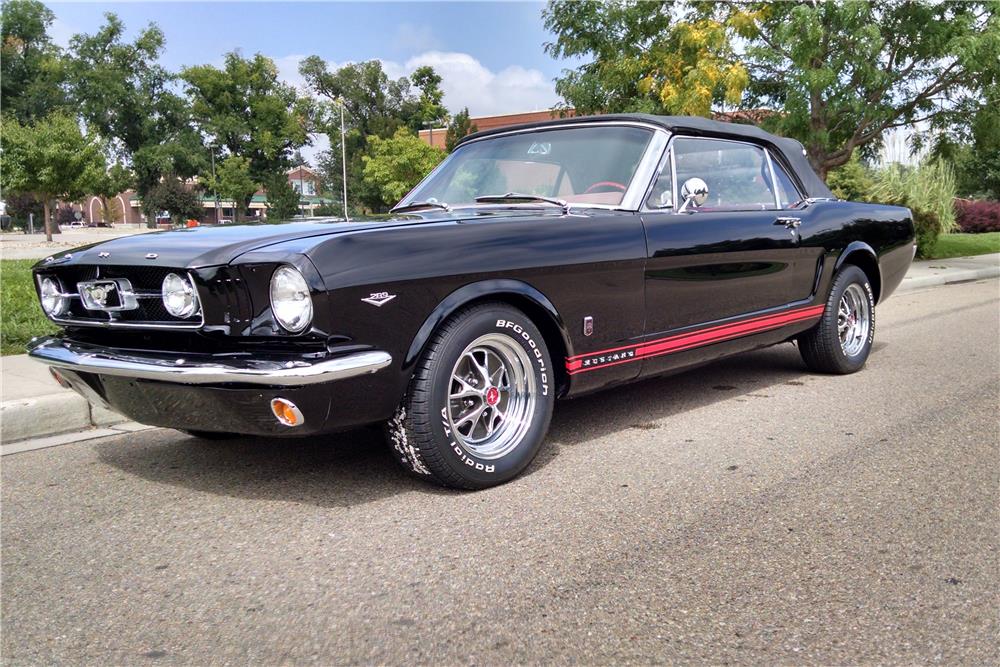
[485,387,500,406]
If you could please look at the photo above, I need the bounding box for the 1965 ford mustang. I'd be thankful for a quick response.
[29,114,915,488]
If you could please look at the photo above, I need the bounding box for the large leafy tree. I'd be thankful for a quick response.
[445,107,478,152]
[409,65,449,131]
[1,113,106,240]
[183,52,309,215]
[730,1,1000,178]
[143,178,203,224]
[299,58,447,210]
[362,128,446,208]
[544,1,999,179]
[543,1,747,116]
[205,156,258,223]
[264,174,301,222]
[67,13,204,225]
[0,0,69,123]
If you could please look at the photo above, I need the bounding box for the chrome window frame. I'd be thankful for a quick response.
[658,135,787,214]
[398,121,671,213]
[764,148,805,209]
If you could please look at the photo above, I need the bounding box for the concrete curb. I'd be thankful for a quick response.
[1,388,127,443]
[897,265,1000,293]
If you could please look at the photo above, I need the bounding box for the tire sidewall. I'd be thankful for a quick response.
[425,308,554,486]
[829,266,875,371]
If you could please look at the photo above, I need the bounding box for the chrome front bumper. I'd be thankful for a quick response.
[27,336,393,387]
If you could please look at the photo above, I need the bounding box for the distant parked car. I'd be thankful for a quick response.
[28,113,915,489]
[65,221,85,229]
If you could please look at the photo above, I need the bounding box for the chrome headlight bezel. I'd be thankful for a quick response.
[161,272,201,319]
[38,275,70,317]
[269,265,313,333]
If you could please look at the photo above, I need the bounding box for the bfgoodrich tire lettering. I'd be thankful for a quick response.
[798,265,876,374]
[386,302,554,489]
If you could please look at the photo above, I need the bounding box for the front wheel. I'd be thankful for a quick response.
[386,302,555,489]
[798,265,875,374]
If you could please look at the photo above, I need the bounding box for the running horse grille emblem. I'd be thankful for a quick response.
[77,278,139,312]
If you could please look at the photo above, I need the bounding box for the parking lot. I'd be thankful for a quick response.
[2,279,997,665]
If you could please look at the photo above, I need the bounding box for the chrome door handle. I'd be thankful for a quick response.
[774,216,801,229]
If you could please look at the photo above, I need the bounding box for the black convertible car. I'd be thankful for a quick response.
[29,114,915,488]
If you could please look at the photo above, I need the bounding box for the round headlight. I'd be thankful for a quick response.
[161,273,200,319]
[39,276,69,316]
[269,265,313,333]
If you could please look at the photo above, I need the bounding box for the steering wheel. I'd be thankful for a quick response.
[583,180,627,194]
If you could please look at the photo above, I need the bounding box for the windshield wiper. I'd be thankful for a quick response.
[391,200,451,213]
[475,192,569,212]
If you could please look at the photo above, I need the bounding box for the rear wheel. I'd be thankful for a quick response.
[386,302,554,489]
[798,265,875,374]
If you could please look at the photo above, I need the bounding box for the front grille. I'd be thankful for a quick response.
[43,265,203,328]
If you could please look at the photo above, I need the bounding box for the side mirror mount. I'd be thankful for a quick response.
[678,177,708,213]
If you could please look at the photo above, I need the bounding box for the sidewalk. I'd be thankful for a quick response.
[2,253,998,446]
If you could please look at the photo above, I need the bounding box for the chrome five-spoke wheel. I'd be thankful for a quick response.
[447,334,536,459]
[838,282,871,357]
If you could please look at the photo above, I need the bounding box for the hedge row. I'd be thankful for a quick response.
[954,199,1000,233]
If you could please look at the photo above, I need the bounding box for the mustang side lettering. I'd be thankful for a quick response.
[29,114,915,489]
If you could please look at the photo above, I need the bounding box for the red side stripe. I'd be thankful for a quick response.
[566,305,824,374]
[565,305,823,361]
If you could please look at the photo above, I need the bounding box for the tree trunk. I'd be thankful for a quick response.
[43,199,53,242]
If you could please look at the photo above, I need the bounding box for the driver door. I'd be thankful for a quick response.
[639,136,818,374]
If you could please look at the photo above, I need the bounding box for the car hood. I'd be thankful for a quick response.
[34,207,582,270]
[34,215,460,269]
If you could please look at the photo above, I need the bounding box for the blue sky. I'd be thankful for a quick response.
[45,1,572,119]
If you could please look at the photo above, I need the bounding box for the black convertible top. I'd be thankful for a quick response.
[458,112,834,199]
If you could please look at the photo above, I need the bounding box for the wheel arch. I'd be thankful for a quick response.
[834,242,882,304]
[404,280,573,396]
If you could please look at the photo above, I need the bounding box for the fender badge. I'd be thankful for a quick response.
[361,292,396,307]
[98,252,110,258]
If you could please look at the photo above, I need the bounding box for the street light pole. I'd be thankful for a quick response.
[339,98,349,221]
[210,147,219,224]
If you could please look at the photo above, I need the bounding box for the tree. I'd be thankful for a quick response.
[206,156,258,223]
[300,57,447,209]
[544,1,999,179]
[446,107,478,152]
[361,128,446,208]
[543,1,747,116]
[265,174,300,221]
[1,113,105,240]
[410,65,448,131]
[183,52,310,214]
[729,1,1000,178]
[90,161,133,223]
[0,0,69,123]
[143,178,202,224]
[67,13,204,226]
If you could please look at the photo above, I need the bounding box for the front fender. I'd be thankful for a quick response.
[404,279,573,370]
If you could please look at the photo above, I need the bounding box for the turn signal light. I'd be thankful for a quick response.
[270,397,304,427]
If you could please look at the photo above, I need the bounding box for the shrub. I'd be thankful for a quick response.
[870,160,957,257]
[954,199,1000,233]
[826,152,874,201]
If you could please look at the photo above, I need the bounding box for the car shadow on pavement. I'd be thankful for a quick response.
[95,341,850,505]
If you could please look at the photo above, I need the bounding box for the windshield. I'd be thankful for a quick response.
[401,125,654,209]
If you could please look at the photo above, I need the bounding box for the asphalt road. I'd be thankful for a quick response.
[3,280,998,666]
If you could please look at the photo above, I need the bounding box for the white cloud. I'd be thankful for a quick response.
[395,51,559,119]
[274,54,310,94]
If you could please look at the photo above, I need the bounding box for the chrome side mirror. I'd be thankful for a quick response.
[678,177,708,213]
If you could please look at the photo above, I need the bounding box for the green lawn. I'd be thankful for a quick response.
[1,260,59,356]
[928,232,1000,260]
